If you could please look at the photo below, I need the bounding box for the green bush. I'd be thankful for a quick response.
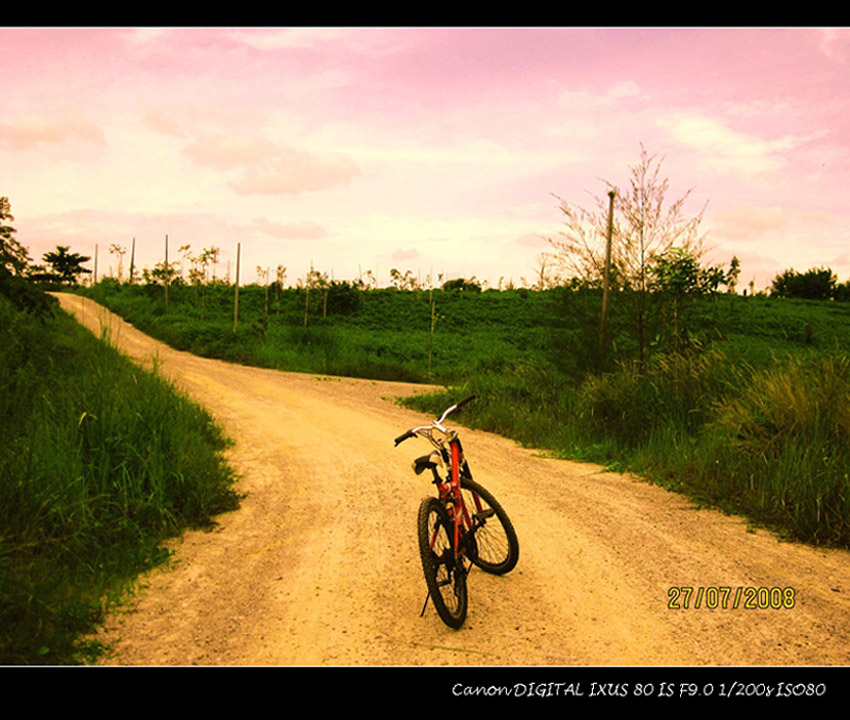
[573,347,744,448]
[708,354,850,543]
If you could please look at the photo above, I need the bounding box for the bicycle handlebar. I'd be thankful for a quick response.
[394,429,416,446]
[394,395,476,446]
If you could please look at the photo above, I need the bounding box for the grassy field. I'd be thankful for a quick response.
[82,280,560,383]
[0,292,239,664]
[81,280,850,548]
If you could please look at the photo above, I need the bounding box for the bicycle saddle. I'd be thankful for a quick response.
[413,452,441,475]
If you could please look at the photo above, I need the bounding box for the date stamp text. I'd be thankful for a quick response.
[667,586,796,610]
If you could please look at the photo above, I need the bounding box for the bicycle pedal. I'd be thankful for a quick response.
[474,509,495,522]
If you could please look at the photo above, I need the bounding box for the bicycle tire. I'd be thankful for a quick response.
[459,478,519,575]
[417,497,468,629]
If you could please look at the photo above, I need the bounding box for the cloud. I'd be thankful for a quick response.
[391,248,419,262]
[713,205,788,239]
[182,135,275,171]
[660,113,823,175]
[712,204,834,241]
[230,151,360,196]
[818,29,850,63]
[226,27,410,57]
[516,233,548,248]
[182,134,361,195]
[0,112,105,149]
[556,81,642,111]
[253,218,327,240]
[707,203,843,286]
[227,28,348,51]
[607,81,640,98]
[143,110,187,138]
[723,99,791,119]
[126,28,169,44]
[145,106,265,141]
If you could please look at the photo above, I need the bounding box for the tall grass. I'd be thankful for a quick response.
[405,348,850,546]
[0,295,239,664]
[571,346,748,449]
[705,355,850,543]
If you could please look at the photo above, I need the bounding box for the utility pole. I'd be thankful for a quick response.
[129,237,136,285]
[164,234,169,308]
[264,266,270,319]
[233,242,241,332]
[599,190,616,371]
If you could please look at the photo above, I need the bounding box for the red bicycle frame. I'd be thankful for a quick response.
[433,436,480,562]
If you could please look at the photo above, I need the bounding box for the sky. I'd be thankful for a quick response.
[2,27,849,291]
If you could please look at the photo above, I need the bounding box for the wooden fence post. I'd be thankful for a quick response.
[129,237,135,285]
[233,242,241,333]
[164,234,169,308]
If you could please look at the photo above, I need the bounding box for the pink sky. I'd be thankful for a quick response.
[2,27,849,290]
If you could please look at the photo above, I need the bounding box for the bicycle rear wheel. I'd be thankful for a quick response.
[460,478,519,575]
[417,497,468,629]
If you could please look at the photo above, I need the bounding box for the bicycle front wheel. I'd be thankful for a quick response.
[460,478,519,575]
[417,497,468,629]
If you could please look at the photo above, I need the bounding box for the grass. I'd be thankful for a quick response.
[80,280,850,548]
[0,293,239,664]
[404,344,850,547]
[81,280,557,383]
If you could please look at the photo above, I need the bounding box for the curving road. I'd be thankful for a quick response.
[57,293,850,666]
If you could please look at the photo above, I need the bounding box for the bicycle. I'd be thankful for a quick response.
[394,395,519,628]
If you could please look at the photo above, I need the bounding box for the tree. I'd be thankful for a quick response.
[109,243,127,282]
[0,197,55,317]
[0,197,29,276]
[441,277,482,293]
[42,245,92,285]
[770,267,837,300]
[324,280,363,315]
[834,279,850,302]
[271,264,287,314]
[299,265,329,325]
[354,269,377,290]
[187,247,219,285]
[727,256,741,294]
[275,264,287,288]
[177,244,193,280]
[389,268,420,291]
[725,255,741,312]
[142,261,179,286]
[648,246,726,352]
[532,252,560,290]
[550,145,707,368]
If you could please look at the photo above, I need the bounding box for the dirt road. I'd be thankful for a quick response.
[57,293,850,666]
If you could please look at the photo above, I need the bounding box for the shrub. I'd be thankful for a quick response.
[770,267,837,300]
[573,347,744,447]
[709,354,850,543]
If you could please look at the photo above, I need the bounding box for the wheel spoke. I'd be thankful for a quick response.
[459,479,519,575]
[417,498,467,628]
